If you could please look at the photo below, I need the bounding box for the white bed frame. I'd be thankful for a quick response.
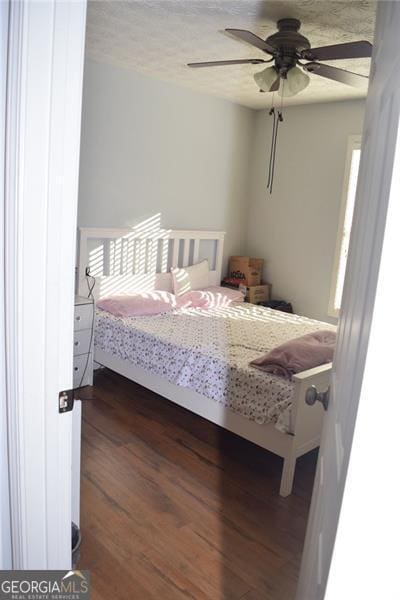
[78,226,331,497]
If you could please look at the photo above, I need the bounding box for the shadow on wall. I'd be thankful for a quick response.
[83,213,223,299]
[87,213,170,297]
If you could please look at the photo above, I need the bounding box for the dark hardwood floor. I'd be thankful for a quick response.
[79,369,317,600]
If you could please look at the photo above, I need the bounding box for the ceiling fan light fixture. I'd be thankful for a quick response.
[279,66,310,97]
[254,66,278,91]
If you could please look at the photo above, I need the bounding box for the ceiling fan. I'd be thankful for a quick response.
[188,19,372,97]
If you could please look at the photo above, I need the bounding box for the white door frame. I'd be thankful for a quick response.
[0,0,12,571]
[3,0,86,568]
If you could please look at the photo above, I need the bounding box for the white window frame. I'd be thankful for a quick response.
[328,134,362,318]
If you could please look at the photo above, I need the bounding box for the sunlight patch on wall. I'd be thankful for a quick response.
[86,213,174,298]
[82,215,223,300]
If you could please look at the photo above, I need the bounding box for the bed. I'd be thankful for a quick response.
[78,226,333,497]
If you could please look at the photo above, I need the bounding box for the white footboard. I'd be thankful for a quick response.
[278,363,332,497]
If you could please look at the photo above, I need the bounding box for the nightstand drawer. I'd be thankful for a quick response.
[73,353,93,388]
[73,329,92,356]
[74,302,93,331]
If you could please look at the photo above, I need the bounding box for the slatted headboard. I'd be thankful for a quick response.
[77,227,225,300]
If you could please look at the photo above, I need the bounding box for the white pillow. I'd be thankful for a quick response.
[171,259,209,296]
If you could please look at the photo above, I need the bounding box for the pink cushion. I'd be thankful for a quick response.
[97,292,177,317]
[177,286,244,309]
[250,330,336,379]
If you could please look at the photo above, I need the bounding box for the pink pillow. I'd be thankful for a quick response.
[97,292,177,317]
[178,286,244,309]
[250,330,336,379]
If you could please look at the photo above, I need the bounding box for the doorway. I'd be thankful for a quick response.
[3,3,400,600]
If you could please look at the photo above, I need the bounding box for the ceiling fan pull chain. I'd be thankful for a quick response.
[270,113,279,194]
[267,107,277,191]
[269,80,285,194]
[270,107,284,194]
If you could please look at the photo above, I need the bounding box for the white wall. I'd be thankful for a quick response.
[78,61,365,322]
[78,60,255,272]
[245,100,365,322]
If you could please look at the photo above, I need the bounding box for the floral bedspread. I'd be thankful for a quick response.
[94,303,336,432]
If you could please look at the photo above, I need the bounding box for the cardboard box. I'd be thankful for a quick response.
[239,283,271,304]
[229,256,264,287]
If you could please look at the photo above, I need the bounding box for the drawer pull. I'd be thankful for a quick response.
[74,341,79,346]
[74,366,79,371]
[76,316,81,321]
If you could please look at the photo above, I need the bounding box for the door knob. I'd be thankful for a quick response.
[305,385,330,411]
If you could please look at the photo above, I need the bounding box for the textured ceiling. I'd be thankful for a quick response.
[85,0,376,109]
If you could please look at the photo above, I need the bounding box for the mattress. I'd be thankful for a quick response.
[94,303,336,432]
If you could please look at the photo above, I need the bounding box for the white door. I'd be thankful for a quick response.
[297,2,400,598]
[4,1,86,568]
[0,0,12,570]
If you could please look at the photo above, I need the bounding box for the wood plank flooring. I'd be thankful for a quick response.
[79,368,317,600]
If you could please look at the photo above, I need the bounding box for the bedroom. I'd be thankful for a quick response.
[71,1,374,598]
[4,0,400,597]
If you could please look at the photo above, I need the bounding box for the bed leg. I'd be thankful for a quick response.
[280,454,297,497]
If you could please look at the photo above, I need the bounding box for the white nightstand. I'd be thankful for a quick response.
[73,295,94,388]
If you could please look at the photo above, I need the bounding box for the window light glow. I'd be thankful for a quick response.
[333,147,361,312]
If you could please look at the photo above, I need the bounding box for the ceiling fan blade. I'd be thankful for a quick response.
[187,58,266,68]
[225,29,275,54]
[302,40,372,62]
[269,77,280,92]
[303,62,368,88]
